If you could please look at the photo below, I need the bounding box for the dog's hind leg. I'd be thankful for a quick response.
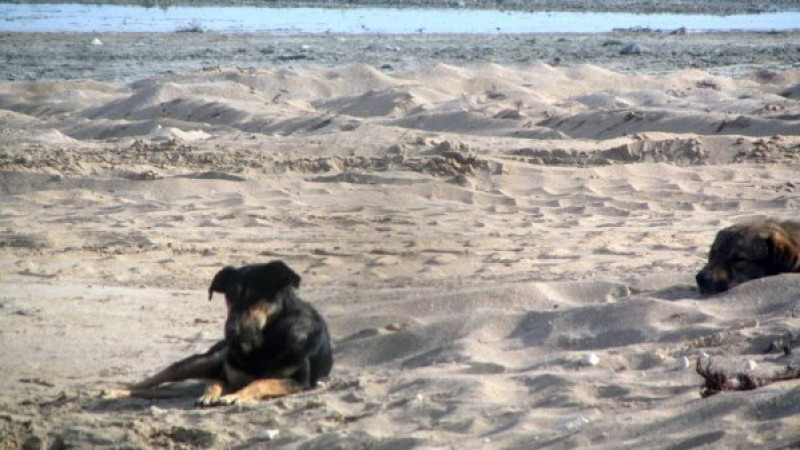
[103,343,227,399]
[133,352,224,388]
[103,382,208,400]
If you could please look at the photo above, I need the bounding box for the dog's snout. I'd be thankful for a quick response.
[696,267,728,294]
[225,308,268,353]
[696,270,711,288]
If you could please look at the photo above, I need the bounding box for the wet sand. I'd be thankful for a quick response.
[3,30,800,82]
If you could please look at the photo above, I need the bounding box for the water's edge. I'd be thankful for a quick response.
[5,0,796,15]
[2,3,800,33]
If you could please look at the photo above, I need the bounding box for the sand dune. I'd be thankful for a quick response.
[1,58,799,449]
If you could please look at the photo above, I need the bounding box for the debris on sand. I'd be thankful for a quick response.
[619,43,648,55]
[696,358,800,398]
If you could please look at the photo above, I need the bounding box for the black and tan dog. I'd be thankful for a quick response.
[105,261,333,406]
[696,219,800,294]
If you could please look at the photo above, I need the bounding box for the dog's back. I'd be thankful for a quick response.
[306,305,333,386]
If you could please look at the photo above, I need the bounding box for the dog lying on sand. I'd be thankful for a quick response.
[696,219,800,294]
[105,260,333,406]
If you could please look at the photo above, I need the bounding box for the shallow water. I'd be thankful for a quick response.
[1,3,799,33]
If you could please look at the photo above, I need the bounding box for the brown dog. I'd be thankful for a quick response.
[696,219,800,294]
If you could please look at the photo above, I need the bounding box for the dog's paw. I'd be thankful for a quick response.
[195,393,252,407]
[195,393,223,407]
[101,389,132,399]
[215,393,241,406]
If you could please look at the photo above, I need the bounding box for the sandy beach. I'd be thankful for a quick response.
[1,27,800,449]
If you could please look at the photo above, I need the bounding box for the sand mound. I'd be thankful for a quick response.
[1,64,797,156]
[315,88,421,118]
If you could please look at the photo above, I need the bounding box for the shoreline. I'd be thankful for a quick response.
[7,0,799,15]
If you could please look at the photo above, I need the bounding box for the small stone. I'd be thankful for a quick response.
[556,416,590,431]
[435,140,454,153]
[23,435,44,450]
[385,322,410,332]
[619,43,647,55]
[582,353,600,366]
[387,144,404,154]
[257,429,280,441]
[746,360,758,371]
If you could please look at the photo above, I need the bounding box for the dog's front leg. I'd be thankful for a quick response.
[195,380,225,406]
[207,379,304,406]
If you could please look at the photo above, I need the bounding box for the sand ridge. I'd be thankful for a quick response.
[1,54,800,448]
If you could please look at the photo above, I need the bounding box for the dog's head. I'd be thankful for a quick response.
[208,261,301,353]
[696,221,800,295]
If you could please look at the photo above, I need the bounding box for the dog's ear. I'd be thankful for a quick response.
[765,231,800,272]
[270,260,301,291]
[209,266,237,300]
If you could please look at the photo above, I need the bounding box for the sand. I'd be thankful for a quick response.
[4,31,800,82]
[1,29,799,449]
